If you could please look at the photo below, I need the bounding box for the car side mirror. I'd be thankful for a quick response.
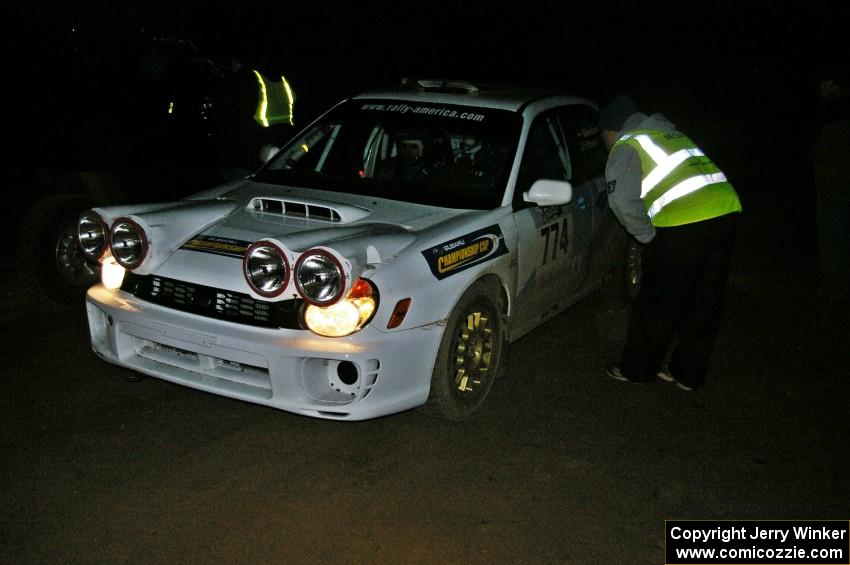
[259,144,281,164]
[522,179,573,206]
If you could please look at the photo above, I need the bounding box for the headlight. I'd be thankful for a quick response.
[295,248,348,305]
[110,218,148,269]
[303,279,378,337]
[77,210,108,260]
[243,241,290,297]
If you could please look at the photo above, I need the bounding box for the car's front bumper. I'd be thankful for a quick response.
[86,285,443,420]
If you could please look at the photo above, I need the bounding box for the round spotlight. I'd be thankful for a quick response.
[77,210,109,260]
[243,241,290,297]
[110,217,148,269]
[295,248,346,306]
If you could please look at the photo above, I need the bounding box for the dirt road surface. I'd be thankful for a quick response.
[1,189,847,564]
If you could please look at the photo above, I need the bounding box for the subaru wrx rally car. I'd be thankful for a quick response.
[80,79,628,420]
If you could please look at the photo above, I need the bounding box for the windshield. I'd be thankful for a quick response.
[255,98,522,209]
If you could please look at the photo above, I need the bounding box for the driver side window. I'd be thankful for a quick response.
[514,113,571,208]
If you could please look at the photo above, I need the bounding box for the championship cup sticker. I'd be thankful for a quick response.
[422,225,508,280]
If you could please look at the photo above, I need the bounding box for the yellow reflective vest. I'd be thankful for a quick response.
[252,71,294,127]
[613,129,742,227]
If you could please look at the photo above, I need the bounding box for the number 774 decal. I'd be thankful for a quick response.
[540,217,569,266]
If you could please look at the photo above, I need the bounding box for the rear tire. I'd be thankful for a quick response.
[422,279,507,421]
[624,239,642,302]
[605,230,643,304]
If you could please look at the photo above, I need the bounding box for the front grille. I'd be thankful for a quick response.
[122,273,304,329]
[215,291,273,324]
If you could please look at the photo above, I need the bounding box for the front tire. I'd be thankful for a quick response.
[422,279,506,421]
[17,195,101,305]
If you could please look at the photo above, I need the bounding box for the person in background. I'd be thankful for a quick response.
[599,95,742,391]
[811,71,850,304]
[209,58,296,181]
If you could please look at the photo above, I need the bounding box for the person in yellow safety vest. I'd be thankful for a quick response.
[251,70,295,128]
[210,63,295,181]
[600,95,742,391]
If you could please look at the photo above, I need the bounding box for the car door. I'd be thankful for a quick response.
[557,104,611,244]
[511,110,589,338]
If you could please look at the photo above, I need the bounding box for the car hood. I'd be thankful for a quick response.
[109,179,482,297]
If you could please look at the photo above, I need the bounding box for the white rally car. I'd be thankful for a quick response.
[80,79,629,421]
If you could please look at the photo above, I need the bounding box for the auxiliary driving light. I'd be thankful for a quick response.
[243,240,290,298]
[110,217,148,269]
[77,210,109,260]
[295,247,350,306]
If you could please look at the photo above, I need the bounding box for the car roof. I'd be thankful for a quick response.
[352,79,593,112]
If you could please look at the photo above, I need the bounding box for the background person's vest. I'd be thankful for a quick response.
[613,129,742,226]
[252,71,295,127]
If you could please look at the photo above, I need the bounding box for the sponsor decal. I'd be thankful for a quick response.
[607,180,617,193]
[360,102,487,122]
[181,235,252,258]
[422,225,508,280]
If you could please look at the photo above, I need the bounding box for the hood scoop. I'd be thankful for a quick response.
[248,197,371,224]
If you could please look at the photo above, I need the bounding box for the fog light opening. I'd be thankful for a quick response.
[337,361,359,386]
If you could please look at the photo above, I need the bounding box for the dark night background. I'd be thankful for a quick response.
[6,2,847,198]
[2,3,848,564]
[7,2,846,180]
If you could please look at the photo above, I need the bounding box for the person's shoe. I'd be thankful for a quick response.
[657,367,695,391]
[674,380,695,392]
[606,365,629,382]
[656,367,674,382]
[606,365,652,384]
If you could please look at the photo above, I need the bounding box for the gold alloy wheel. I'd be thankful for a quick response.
[422,282,504,420]
[450,308,495,398]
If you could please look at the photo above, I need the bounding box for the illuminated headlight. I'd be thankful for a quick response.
[243,241,290,297]
[77,210,108,260]
[101,255,126,290]
[295,248,348,305]
[303,279,378,337]
[110,218,148,269]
